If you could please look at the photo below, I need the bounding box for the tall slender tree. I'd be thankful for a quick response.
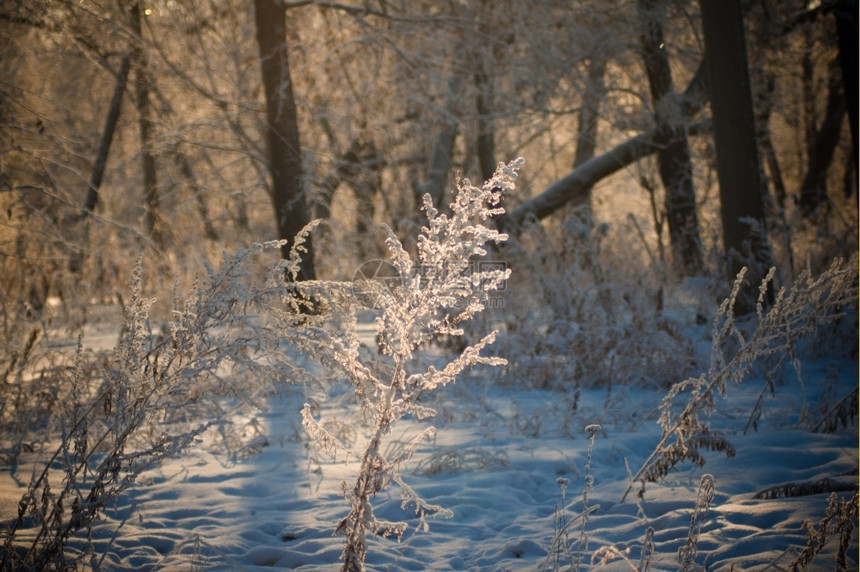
[253,0,315,280]
[638,0,703,274]
[129,0,162,249]
[700,0,773,308]
[567,50,608,223]
[833,0,858,181]
[798,62,848,216]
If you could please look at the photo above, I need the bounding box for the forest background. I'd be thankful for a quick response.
[0,0,858,569]
[1,0,856,309]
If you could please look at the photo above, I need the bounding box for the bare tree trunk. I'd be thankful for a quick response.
[68,56,131,274]
[474,63,495,183]
[756,71,788,209]
[253,0,314,279]
[473,0,495,184]
[174,151,220,241]
[749,3,794,275]
[68,54,131,273]
[573,55,606,173]
[799,65,847,216]
[700,0,773,310]
[416,74,462,211]
[833,0,858,182]
[129,0,161,249]
[83,55,130,216]
[568,51,607,226]
[801,27,817,154]
[499,60,710,232]
[638,0,703,274]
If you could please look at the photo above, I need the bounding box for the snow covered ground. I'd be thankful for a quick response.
[12,314,851,572]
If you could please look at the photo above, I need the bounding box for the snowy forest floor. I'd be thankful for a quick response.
[2,310,855,571]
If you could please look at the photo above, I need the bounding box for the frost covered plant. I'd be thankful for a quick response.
[638,526,655,572]
[301,159,521,572]
[1,230,320,570]
[1,262,211,570]
[678,474,715,572]
[621,255,858,502]
[790,491,859,572]
[546,478,575,572]
[576,424,601,570]
[542,424,601,572]
[487,204,696,395]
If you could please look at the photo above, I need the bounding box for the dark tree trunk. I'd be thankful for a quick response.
[573,55,606,173]
[69,54,131,274]
[174,151,220,241]
[834,0,858,181]
[473,0,495,184]
[416,74,462,211]
[129,1,161,249]
[475,63,495,183]
[801,27,817,154]
[700,0,773,308]
[83,55,130,215]
[638,0,703,274]
[756,72,788,209]
[799,66,847,216]
[253,0,314,279]
[567,52,607,226]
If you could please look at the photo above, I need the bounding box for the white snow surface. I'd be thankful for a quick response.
[2,318,857,571]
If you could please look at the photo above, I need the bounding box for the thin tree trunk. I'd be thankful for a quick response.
[749,2,794,276]
[474,0,495,183]
[253,0,314,279]
[568,51,607,226]
[799,67,847,216]
[573,55,606,172]
[475,64,495,184]
[757,72,788,209]
[562,52,608,272]
[801,27,817,154]
[416,74,462,211]
[700,0,772,309]
[174,151,220,241]
[83,54,131,215]
[68,54,131,273]
[129,0,161,249]
[638,0,703,273]
[833,0,858,181]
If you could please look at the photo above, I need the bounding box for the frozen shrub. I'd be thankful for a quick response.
[639,526,655,572]
[541,424,601,572]
[790,491,859,572]
[1,229,321,569]
[678,474,715,572]
[301,159,521,572]
[622,255,858,502]
[485,207,698,396]
[0,320,65,470]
